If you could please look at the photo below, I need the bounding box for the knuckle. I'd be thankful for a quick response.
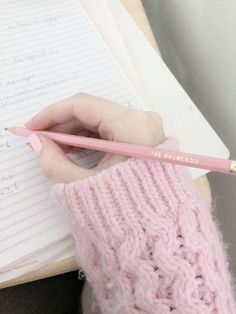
[126,109,148,124]
[70,92,90,115]
[146,111,164,133]
[75,92,89,99]
[140,111,165,145]
[98,122,114,140]
[146,111,163,124]
[74,92,94,105]
[132,110,161,128]
[44,103,54,114]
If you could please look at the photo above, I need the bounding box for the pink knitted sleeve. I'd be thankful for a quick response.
[53,139,235,314]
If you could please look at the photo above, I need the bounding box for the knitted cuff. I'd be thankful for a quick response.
[53,138,201,246]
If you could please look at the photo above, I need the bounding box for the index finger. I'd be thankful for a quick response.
[26,93,124,132]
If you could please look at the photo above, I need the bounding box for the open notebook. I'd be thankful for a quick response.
[0,0,229,283]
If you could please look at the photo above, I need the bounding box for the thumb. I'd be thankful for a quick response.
[28,134,97,183]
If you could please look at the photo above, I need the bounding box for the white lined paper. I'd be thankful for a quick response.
[0,0,141,269]
[0,236,75,283]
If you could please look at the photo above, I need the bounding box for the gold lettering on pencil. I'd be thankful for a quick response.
[151,151,199,164]
[151,151,162,158]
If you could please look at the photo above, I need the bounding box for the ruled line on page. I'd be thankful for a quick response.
[0,19,85,43]
[0,197,51,221]
[0,219,66,255]
[0,204,55,236]
[0,76,129,114]
[0,187,51,214]
[0,44,106,73]
[0,63,120,99]
[0,28,93,52]
[0,35,105,68]
[0,43,105,75]
[0,30,100,55]
[0,0,73,15]
[0,88,133,125]
[0,9,82,29]
[0,177,48,202]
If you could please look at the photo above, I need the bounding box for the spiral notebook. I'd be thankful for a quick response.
[0,0,229,284]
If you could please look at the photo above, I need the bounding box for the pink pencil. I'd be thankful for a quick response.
[6,127,236,175]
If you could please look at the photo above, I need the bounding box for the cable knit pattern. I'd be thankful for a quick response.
[53,138,235,314]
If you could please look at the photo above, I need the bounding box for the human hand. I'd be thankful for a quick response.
[26,93,165,183]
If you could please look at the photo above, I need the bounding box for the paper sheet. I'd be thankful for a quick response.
[79,0,149,106]
[81,0,229,179]
[0,0,142,269]
[0,237,75,283]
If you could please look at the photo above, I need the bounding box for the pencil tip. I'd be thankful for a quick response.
[4,127,16,133]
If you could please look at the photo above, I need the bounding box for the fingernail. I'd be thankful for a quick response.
[28,134,42,155]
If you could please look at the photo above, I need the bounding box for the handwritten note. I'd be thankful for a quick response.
[0,0,141,269]
[0,132,11,152]
[0,171,19,197]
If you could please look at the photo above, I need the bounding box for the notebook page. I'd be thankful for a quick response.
[0,0,142,268]
[0,237,75,284]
